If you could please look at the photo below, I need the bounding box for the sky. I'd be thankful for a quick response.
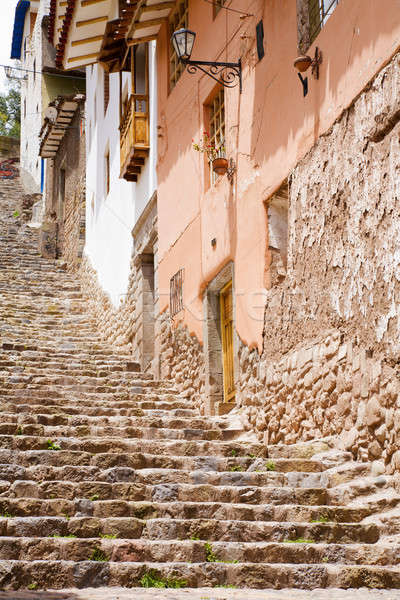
[0,1,18,93]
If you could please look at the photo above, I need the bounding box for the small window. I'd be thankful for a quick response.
[170,269,184,316]
[256,21,265,61]
[105,151,110,196]
[308,0,339,44]
[169,0,188,91]
[213,0,226,18]
[104,71,110,115]
[33,59,36,81]
[208,88,225,184]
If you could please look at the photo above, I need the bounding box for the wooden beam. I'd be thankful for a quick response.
[76,16,108,28]
[127,34,158,45]
[142,1,175,11]
[71,34,104,46]
[81,0,108,6]
[67,52,99,63]
[133,17,167,29]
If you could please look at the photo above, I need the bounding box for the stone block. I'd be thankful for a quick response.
[365,397,383,428]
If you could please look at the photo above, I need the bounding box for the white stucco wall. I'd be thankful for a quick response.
[84,41,157,308]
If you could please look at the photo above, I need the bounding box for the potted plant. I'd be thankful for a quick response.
[193,131,228,176]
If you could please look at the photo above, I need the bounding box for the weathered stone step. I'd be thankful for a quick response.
[0,537,395,565]
[0,413,227,431]
[1,559,399,590]
[0,462,323,489]
[0,514,378,543]
[0,434,269,458]
[0,488,329,518]
[0,402,195,418]
[0,423,233,442]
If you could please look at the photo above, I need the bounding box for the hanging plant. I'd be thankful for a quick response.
[193,131,228,175]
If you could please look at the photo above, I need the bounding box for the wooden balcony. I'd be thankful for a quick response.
[119,94,150,182]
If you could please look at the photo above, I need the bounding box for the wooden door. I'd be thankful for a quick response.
[220,281,235,402]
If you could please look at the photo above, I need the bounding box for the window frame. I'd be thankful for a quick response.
[169,0,189,92]
[206,87,225,186]
[308,0,339,45]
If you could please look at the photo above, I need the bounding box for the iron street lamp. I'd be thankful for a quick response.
[171,28,242,91]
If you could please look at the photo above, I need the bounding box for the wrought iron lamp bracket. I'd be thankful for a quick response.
[181,58,242,92]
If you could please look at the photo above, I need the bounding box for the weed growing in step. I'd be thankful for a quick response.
[0,510,13,518]
[229,465,244,472]
[62,513,70,521]
[190,534,200,541]
[310,516,329,523]
[15,426,22,436]
[90,494,99,501]
[27,583,38,590]
[284,538,315,543]
[89,547,109,562]
[230,449,238,457]
[264,460,276,471]
[12,211,20,218]
[52,534,76,538]
[47,440,61,451]
[100,533,117,539]
[140,569,187,589]
[205,542,219,562]
[204,542,238,564]
[215,585,236,589]
[247,453,257,459]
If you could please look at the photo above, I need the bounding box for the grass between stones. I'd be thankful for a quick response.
[140,569,187,588]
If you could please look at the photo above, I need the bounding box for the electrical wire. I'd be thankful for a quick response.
[1,64,86,81]
[202,0,253,17]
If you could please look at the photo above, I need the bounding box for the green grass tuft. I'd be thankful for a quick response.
[140,569,187,589]
[89,547,109,562]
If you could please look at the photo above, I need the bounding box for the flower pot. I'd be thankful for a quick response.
[212,157,228,175]
[293,55,312,73]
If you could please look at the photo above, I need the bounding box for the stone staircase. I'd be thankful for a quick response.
[0,174,399,593]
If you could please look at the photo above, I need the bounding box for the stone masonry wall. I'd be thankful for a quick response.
[158,311,205,412]
[238,50,400,474]
[80,197,158,369]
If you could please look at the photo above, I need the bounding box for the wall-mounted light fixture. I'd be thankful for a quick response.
[171,28,242,91]
[293,47,322,96]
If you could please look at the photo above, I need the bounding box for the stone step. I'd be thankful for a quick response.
[0,515,378,543]
[0,402,196,417]
[1,486,370,521]
[0,434,268,458]
[0,538,395,566]
[0,462,327,489]
[0,423,235,442]
[1,560,399,590]
[0,412,227,431]
[0,488,329,517]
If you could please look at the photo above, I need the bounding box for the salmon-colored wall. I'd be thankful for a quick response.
[157,0,400,350]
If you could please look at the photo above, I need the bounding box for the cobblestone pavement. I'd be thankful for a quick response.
[1,588,400,600]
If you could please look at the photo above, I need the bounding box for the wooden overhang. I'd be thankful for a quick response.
[54,0,115,70]
[126,0,176,47]
[39,98,80,158]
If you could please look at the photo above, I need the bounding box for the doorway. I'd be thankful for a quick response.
[220,281,235,403]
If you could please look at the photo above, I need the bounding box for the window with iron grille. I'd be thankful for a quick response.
[213,0,226,19]
[308,0,339,44]
[170,269,184,317]
[208,88,225,184]
[169,0,189,91]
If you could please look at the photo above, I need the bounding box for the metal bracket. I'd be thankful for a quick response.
[311,47,322,80]
[182,58,242,92]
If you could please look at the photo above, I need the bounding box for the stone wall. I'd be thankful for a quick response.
[41,104,86,267]
[237,50,400,474]
[158,311,205,412]
[80,194,159,370]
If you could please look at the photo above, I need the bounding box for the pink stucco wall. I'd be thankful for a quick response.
[156,0,400,351]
